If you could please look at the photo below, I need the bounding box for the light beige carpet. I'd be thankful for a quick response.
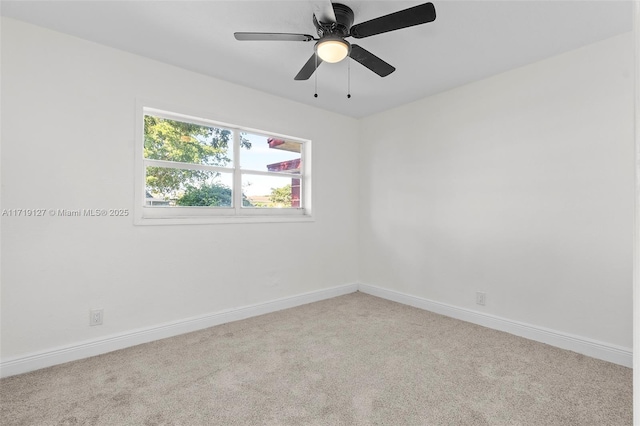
[0,292,632,425]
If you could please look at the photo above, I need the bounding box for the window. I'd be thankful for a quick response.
[135,106,311,225]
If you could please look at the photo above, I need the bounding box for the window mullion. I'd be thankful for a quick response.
[144,158,232,174]
[233,130,242,212]
[240,170,301,179]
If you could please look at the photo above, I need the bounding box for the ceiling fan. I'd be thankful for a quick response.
[234,1,436,81]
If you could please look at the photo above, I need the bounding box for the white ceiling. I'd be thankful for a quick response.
[1,1,633,118]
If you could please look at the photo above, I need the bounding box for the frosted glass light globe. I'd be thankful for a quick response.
[316,39,349,63]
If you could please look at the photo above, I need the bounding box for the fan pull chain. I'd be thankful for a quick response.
[314,54,318,98]
[347,57,351,99]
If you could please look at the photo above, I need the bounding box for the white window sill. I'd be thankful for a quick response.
[134,213,314,226]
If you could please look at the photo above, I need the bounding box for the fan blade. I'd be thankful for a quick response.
[349,45,395,77]
[312,0,337,25]
[294,54,323,80]
[350,2,436,39]
[234,32,315,42]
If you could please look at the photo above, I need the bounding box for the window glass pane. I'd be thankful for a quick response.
[145,167,233,207]
[240,133,301,175]
[144,115,234,167]
[242,174,301,208]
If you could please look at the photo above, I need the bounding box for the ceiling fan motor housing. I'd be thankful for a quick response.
[314,3,354,38]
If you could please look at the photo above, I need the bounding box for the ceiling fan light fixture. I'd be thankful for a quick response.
[316,38,350,63]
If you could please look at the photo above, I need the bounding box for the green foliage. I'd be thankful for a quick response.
[269,184,292,207]
[144,115,251,199]
[176,184,253,207]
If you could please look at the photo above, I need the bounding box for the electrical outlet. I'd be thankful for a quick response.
[90,309,103,326]
[476,292,486,306]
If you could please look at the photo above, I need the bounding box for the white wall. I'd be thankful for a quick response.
[1,16,634,370]
[0,18,360,360]
[359,32,634,349]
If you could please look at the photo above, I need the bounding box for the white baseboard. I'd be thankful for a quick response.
[358,283,632,368]
[2,282,630,377]
[0,283,359,378]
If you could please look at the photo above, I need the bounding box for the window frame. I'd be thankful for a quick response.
[134,102,313,225]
